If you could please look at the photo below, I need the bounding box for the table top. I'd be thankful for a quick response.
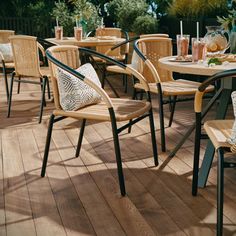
[46,36,125,47]
[158,56,236,76]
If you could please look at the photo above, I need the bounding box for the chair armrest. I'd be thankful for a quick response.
[194,68,236,113]
[37,42,46,57]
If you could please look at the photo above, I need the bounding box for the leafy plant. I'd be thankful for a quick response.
[168,0,228,19]
[132,15,159,34]
[217,9,236,31]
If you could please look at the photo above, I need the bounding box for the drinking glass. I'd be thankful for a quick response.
[54,26,63,40]
[192,38,207,62]
[74,27,82,41]
[176,34,190,57]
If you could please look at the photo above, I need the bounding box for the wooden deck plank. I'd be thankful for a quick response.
[33,125,96,236]
[16,127,67,236]
[2,129,37,236]
[0,130,6,236]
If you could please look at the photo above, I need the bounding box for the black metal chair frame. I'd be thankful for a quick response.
[41,47,158,196]
[192,68,236,236]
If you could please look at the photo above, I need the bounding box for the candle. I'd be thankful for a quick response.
[180,20,183,37]
[197,21,199,41]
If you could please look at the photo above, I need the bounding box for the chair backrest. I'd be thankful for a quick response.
[0,30,15,43]
[131,34,169,70]
[135,37,173,83]
[47,45,81,110]
[9,35,43,77]
[95,27,128,57]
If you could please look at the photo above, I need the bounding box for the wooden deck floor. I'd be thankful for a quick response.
[0,76,236,236]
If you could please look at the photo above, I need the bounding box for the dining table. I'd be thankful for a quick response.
[158,55,236,188]
[46,36,125,47]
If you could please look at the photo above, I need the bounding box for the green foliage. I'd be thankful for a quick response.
[52,1,74,36]
[217,9,236,31]
[132,15,159,34]
[106,0,158,33]
[52,0,101,36]
[168,0,228,19]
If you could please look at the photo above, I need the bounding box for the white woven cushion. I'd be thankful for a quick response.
[57,63,102,111]
[0,43,13,62]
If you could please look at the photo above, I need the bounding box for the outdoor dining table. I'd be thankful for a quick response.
[158,55,236,188]
[46,36,125,47]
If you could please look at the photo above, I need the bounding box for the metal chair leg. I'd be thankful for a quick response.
[7,72,15,118]
[217,148,224,236]
[39,77,47,123]
[75,119,86,157]
[149,108,158,166]
[192,112,202,196]
[157,84,166,152]
[168,95,177,127]
[109,108,126,196]
[17,76,21,94]
[41,114,55,177]
[2,63,9,101]
[46,78,51,99]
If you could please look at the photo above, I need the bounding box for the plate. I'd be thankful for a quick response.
[168,57,192,63]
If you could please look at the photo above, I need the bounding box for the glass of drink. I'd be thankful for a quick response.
[54,26,63,40]
[176,34,190,58]
[74,27,82,41]
[192,38,207,62]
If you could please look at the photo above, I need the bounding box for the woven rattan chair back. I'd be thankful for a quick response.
[0,30,15,43]
[136,37,172,83]
[47,45,80,110]
[9,35,43,77]
[95,27,127,57]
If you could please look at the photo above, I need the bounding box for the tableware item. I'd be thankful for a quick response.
[55,26,63,40]
[74,27,82,41]
[204,26,230,55]
[168,56,192,62]
[192,37,207,62]
[176,34,190,58]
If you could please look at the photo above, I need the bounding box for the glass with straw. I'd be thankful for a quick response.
[54,17,63,40]
[176,21,190,58]
[192,22,207,62]
[74,16,82,41]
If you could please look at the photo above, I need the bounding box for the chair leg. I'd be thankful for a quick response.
[17,76,21,94]
[149,108,158,166]
[46,78,51,100]
[157,84,166,152]
[168,95,177,127]
[39,77,47,123]
[41,114,55,177]
[75,119,86,157]
[2,64,9,101]
[109,108,126,196]
[7,73,15,118]
[192,112,202,196]
[217,148,224,236]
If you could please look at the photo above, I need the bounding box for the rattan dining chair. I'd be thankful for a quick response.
[0,30,15,100]
[88,27,129,96]
[133,37,215,152]
[7,35,51,123]
[106,34,169,94]
[192,69,236,236]
[40,45,158,196]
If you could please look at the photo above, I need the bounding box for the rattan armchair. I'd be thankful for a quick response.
[0,30,15,101]
[40,45,158,196]
[133,37,215,152]
[192,69,236,236]
[7,35,51,123]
